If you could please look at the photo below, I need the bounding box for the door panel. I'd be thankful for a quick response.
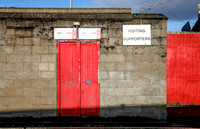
[81,83,100,116]
[80,43,100,116]
[60,43,80,116]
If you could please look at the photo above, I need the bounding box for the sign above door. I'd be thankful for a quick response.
[54,28,77,39]
[79,28,101,40]
[54,28,101,40]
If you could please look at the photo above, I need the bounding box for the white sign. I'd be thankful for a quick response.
[123,25,151,45]
[79,28,101,39]
[54,28,77,39]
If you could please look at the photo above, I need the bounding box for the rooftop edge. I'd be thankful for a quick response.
[0,7,132,14]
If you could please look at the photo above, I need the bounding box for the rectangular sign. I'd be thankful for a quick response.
[54,28,77,39]
[79,28,101,39]
[123,25,151,45]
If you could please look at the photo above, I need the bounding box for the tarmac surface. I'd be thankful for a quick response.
[0,116,200,128]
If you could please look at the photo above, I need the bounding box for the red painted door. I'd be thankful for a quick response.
[81,42,100,116]
[58,42,80,116]
[57,41,100,116]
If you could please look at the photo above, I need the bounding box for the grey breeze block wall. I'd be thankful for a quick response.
[0,8,167,120]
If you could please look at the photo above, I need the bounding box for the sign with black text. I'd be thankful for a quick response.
[123,25,151,45]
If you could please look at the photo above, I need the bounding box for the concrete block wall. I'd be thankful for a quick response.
[99,20,167,120]
[0,9,167,120]
[0,20,57,117]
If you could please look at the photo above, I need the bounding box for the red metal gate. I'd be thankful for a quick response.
[57,40,100,116]
[167,34,200,106]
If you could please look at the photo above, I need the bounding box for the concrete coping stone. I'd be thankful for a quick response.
[0,7,132,14]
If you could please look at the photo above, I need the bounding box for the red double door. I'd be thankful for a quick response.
[57,41,100,116]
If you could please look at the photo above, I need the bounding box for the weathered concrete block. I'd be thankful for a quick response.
[104,88,124,96]
[150,78,166,87]
[55,20,74,27]
[117,80,134,88]
[100,80,117,88]
[115,63,125,71]
[31,96,56,105]
[0,97,10,106]
[23,88,40,97]
[101,29,108,39]
[117,96,134,106]
[0,21,6,35]
[31,79,49,89]
[152,37,166,45]
[6,38,16,46]
[5,88,23,96]
[13,79,24,88]
[41,89,56,96]
[0,88,6,96]
[0,55,5,62]
[49,46,57,54]
[109,71,124,80]
[6,29,15,36]
[4,63,18,72]
[100,71,108,80]
[24,38,34,46]
[156,86,166,96]
[4,46,15,54]
[0,36,5,45]
[133,96,147,105]
[49,63,56,71]
[100,95,117,107]
[32,46,48,54]
[148,96,166,105]
[134,78,150,87]
[0,80,5,88]
[16,38,24,46]
[135,63,150,75]
[152,28,166,38]
[108,38,119,46]
[40,71,55,78]
[134,46,151,54]
[0,63,4,71]
[39,63,48,71]
[115,46,124,54]
[124,88,141,96]
[40,55,56,63]
[100,63,115,71]
[23,55,39,63]
[40,39,52,46]
[6,55,23,62]
[16,29,33,37]
[109,22,122,29]
[48,79,57,89]
[15,46,32,54]
[124,46,134,54]
[100,54,124,63]
[33,38,40,46]
[125,53,145,63]
[108,28,121,38]
[140,87,159,96]
[124,63,135,71]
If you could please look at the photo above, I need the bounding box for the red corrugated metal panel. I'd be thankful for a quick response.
[59,43,80,116]
[167,34,200,106]
[80,43,100,116]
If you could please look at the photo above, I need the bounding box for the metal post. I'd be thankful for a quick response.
[70,0,72,8]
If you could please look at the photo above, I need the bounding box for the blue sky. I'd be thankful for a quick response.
[0,0,199,32]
